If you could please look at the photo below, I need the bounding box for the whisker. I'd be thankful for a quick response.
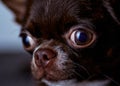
[72,62,90,76]
[71,70,86,79]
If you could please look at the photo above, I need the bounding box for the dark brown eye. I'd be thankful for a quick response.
[70,29,93,45]
[20,33,36,51]
[22,35,34,48]
[67,26,96,48]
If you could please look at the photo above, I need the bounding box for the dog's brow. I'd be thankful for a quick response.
[21,28,28,32]
[20,27,31,35]
[19,28,27,36]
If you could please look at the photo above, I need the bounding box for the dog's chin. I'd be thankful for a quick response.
[31,56,74,81]
[31,63,71,82]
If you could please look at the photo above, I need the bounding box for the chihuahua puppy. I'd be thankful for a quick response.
[2,0,120,86]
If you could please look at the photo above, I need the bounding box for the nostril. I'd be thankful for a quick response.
[42,48,57,60]
[42,54,49,61]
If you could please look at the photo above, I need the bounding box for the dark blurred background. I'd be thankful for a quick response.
[0,1,35,86]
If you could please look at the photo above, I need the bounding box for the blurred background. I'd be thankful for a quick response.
[0,1,35,86]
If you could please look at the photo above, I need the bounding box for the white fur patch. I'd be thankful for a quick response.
[41,79,110,86]
[42,79,76,86]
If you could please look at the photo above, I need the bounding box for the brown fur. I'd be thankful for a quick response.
[2,0,120,86]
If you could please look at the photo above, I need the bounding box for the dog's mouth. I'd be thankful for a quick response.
[31,61,71,81]
[31,48,75,81]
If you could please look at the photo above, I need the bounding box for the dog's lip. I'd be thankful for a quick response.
[32,66,45,80]
[32,63,64,81]
[32,62,53,80]
[34,67,55,81]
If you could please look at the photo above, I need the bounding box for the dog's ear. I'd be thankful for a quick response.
[2,0,27,24]
[103,0,120,25]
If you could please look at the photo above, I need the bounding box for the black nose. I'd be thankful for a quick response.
[34,48,57,67]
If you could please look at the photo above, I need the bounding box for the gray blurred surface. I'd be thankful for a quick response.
[0,1,21,52]
[0,52,35,86]
[0,1,36,86]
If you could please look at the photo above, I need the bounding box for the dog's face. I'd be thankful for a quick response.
[2,0,120,85]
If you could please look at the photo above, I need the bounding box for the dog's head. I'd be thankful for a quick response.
[2,0,120,85]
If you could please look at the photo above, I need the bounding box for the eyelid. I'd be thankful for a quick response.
[19,32,27,37]
[19,30,31,37]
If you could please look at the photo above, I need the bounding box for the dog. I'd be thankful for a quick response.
[2,0,120,86]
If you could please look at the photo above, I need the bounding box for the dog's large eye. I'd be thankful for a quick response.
[21,35,35,50]
[69,27,96,48]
